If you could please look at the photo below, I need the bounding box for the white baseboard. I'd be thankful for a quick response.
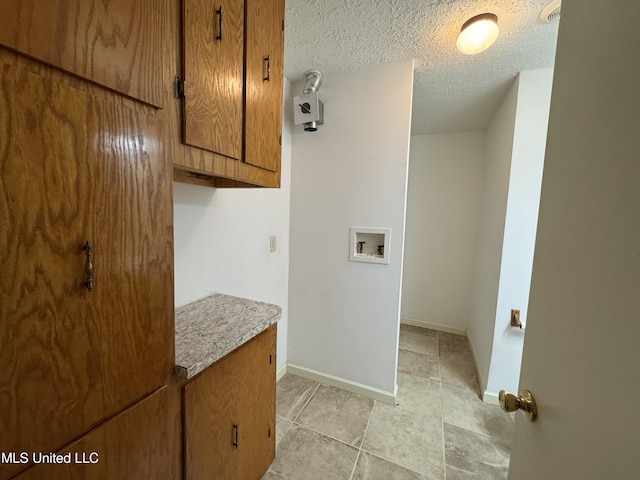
[276,363,288,382]
[400,317,466,336]
[286,364,396,405]
[482,390,501,406]
[464,332,489,403]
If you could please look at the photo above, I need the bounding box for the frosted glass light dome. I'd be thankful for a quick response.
[457,13,499,55]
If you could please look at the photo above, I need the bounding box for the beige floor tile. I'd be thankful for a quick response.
[399,325,438,356]
[295,384,374,447]
[276,374,319,420]
[438,331,468,346]
[439,355,480,393]
[444,423,510,479]
[362,402,444,479]
[266,425,358,480]
[262,471,283,479]
[268,331,512,480]
[352,451,438,480]
[438,333,475,365]
[398,349,440,381]
[276,415,293,446]
[441,382,514,442]
[395,372,441,417]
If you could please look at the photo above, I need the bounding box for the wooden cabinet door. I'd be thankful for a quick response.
[184,325,277,480]
[0,62,105,480]
[0,0,166,108]
[88,74,174,418]
[13,387,172,480]
[183,0,244,159]
[0,58,172,479]
[184,343,242,480]
[236,325,277,480]
[244,0,285,173]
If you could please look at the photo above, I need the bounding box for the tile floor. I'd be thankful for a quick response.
[262,325,513,480]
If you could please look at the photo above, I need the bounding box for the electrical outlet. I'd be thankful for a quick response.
[269,235,277,252]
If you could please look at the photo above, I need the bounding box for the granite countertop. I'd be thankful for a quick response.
[174,293,281,379]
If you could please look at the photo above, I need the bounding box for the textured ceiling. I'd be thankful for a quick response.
[284,0,560,135]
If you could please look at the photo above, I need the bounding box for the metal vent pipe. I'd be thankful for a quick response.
[303,70,323,94]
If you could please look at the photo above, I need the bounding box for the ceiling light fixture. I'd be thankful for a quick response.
[540,0,561,23]
[456,13,499,55]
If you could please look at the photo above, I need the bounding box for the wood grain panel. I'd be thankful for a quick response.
[183,0,244,159]
[236,325,277,480]
[0,63,105,480]
[184,348,239,480]
[14,387,172,480]
[0,57,173,479]
[87,85,174,414]
[0,0,166,108]
[244,0,284,173]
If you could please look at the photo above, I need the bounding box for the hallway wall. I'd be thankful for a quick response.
[401,131,486,330]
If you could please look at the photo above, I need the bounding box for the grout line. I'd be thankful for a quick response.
[358,447,437,479]
[348,446,362,480]
[289,421,361,451]
[291,381,321,423]
[348,398,376,480]
[275,414,294,446]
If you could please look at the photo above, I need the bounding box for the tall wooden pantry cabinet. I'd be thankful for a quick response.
[0,0,174,478]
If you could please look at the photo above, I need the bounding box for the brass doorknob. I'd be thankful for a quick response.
[499,389,537,421]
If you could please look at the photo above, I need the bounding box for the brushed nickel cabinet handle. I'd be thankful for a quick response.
[83,241,94,292]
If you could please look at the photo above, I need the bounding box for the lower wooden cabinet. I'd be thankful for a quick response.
[13,387,172,480]
[184,325,276,480]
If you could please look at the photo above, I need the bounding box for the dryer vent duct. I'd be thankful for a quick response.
[294,70,324,132]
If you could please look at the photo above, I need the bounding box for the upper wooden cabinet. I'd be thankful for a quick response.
[244,0,285,173]
[0,0,166,108]
[178,0,285,187]
[183,0,244,159]
[0,54,173,479]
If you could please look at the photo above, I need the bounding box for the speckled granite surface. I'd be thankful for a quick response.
[174,293,281,379]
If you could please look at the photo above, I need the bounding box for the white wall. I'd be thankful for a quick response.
[401,131,486,330]
[468,69,554,398]
[467,82,518,392]
[485,68,554,396]
[288,60,414,395]
[173,80,293,371]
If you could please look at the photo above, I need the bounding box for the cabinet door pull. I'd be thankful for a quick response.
[215,6,223,41]
[233,423,239,448]
[83,241,94,292]
[263,55,271,82]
